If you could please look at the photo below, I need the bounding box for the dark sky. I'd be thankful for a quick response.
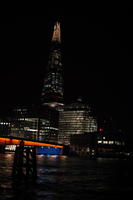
[0,8,132,131]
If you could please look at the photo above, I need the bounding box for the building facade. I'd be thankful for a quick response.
[9,106,59,143]
[70,131,125,157]
[0,119,10,137]
[41,22,64,109]
[58,99,97,144]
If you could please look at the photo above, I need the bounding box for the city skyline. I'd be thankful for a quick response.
[0,9,133,200]
[0,13,132,134]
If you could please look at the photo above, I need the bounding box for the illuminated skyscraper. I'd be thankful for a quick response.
[41,22,64,108]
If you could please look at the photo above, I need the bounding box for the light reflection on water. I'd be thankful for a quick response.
[0,153,133,200]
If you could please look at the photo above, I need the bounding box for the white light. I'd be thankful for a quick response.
[98,141,102,144]
[5,145,16,151]
[24,128,37,132]
[103,141,108,144]
[109,141,114,144]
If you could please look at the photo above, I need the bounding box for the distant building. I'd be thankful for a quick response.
[70,132,97,156]
[0,119,10,137]
[41,22,64,109]
[97,130,125,156]
[97,114,117,132]
[8,105,59,143]
[58,98,97,144]
[70,130,125,157]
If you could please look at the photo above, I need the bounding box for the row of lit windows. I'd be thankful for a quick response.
[59,125,97,128]
[97,140,125,145]
[59,121,97,124]
[59,118,96,121]
[0,122,10,125]
[59,129,97,133]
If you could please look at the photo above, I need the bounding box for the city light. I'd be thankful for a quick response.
[0,137,63,149]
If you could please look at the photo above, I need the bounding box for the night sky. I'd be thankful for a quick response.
[0,8,132,134]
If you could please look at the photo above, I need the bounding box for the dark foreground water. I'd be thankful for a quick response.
[0,154,133,200]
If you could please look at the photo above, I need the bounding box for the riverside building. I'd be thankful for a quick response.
[58,99,97,144]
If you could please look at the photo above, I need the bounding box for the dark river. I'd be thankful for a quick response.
[0,153,133,200]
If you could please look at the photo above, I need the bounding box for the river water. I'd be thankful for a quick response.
[0,153,133,200]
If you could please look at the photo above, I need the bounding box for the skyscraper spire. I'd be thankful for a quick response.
[41,21,63,108]
[52,22,61,43]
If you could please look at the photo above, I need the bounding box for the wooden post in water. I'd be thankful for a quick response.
[0,145,5,153]
[25,147,37,179]
[12,140,37,179]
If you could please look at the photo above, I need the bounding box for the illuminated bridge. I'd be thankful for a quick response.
[0,136,63,155]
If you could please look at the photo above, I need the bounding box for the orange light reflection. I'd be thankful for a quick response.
[0,137,63,149]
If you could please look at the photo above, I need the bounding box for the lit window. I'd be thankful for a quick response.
[103,141,108,144]
[98,141,102,144]
[115,141,121,145]
[109,141,114,144]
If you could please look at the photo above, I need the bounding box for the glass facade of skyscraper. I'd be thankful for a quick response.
[41,22,64,108]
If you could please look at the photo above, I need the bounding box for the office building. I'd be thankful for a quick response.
[58,98,97,144]
[9,106,59,143]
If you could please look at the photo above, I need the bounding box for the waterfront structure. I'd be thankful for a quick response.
[97,130,125,156]
[0,119,10,137]
[9,106,59,143]
[70,130,125,157]
[0,136,63,154]
[70,132,97,156]
[58,99,97,144]
[41,22,64,109]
